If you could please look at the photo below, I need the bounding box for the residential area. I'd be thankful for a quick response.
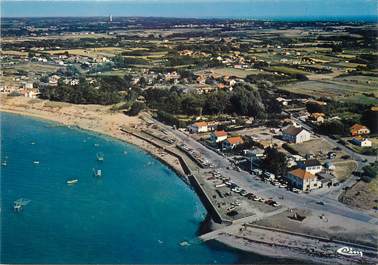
[1,16,377,264]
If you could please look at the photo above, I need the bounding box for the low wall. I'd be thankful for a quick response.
[120,127,229,225]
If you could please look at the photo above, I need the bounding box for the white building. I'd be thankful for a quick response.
[286,168,321,191]
[352,137,372,147]
[282,126,311,144]
[210,130,228,144]
[187,121,208,133]
[298,159,323,175]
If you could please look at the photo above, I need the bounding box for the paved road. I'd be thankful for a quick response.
[143,114,378,225]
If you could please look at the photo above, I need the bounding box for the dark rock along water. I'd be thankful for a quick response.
[0,112,249,263]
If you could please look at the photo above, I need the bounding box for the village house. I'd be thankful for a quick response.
[282,126,311,144]
[222,136,244,150]
[286,168,322,191]
[350,124,370,136]
[48,75,60,86]
[187,121,208,133]
[298,159,323,175]
[309,112,325,123]
[352,137,372,147]
[210,130,228,144]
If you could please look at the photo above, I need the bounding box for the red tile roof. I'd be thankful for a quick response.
[289,168,316,180]
[226,136,243,145]
[193,121,207,127]
[350,124,368,131]
[214,130,227,137]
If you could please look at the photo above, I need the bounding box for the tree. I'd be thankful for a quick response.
[263,147,288,176]
[306,102,324,113]
[317,120,347,136]
[204,91,230,114]
[127,102,145,116]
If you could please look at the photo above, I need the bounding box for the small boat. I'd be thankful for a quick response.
[67,179,78,185]
[93,169,102,177]
[94,143,100,147]
[1,161,7,166]
[13,198,31,212]
[179,241,190,247]
[96,152,104,161]
[33,160,40,164]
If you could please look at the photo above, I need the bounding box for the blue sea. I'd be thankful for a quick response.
[0,112,284,264]
[1,0,377,21]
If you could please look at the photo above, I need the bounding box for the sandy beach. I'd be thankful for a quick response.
[0,96,186,177]
[1,95,377,265]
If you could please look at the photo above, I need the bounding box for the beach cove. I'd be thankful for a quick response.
[1,111,241,263]
[0,100,283,264]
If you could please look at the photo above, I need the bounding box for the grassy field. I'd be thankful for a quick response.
[44,47,126,58]
[3,63,62,74]
[288,138,346,160]
[0,50,28,57]
[268,65,308,75]
[281,76,378,105]
[195,67,265,78]
[333,160,358,181]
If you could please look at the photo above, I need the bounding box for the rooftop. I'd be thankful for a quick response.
[300,159,321,167]
[350,123,369,131]
[226,136,243,145]
[283,125,305,136]
[289,168,316,180]
[193,121,207,127]
[213,130,227,137]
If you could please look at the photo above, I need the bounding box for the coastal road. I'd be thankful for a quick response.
[143,114,378,226]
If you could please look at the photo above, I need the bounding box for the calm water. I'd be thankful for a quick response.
[1,112,244,263]
[1,1,377,21]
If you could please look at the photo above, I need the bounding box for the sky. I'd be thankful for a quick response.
[1,0,377,19]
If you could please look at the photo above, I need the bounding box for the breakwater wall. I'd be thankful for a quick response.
[120,127,229,225]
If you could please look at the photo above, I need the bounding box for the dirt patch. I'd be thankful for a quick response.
[339,179,378,211]
[333,160,357,181]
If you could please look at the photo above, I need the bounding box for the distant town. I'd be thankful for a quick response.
[1,16,377,264]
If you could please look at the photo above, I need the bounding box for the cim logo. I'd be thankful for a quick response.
[337,247,363,257]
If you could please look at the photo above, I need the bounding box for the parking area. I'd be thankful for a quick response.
[198,169,282,220]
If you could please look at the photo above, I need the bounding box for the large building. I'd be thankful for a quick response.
[286,168,322,191]
[282,126,311,144]
[187,121,208,133]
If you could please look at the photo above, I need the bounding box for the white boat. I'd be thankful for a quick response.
[33,160,40,164]
[67,179,78,185]
[93,169,102,177]
[96,152,104,161]
[13,198,31,212]
[1,161,7,166]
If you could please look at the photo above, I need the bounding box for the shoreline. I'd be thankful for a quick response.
[2,97,376,265]
[0,100,296,263]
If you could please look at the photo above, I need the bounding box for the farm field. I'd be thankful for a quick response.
[196,67,265,78]
[281,76,378,105]
[44,47,126,58]
[3,63,63,74]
